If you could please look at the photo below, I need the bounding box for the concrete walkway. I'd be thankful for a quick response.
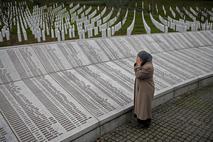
[98,84,213,142]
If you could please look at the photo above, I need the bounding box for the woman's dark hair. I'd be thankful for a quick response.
[137,51,152,66]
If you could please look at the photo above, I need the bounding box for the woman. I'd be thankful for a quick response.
[134,50,155,128]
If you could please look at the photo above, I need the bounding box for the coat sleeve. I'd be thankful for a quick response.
[134,65,151,80]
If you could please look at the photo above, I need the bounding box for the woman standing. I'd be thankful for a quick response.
[134,51,155,128]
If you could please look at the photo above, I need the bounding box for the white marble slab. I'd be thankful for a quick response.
[0,31,213,142]
[0,76,98,142]
[0,50,21,83]
[0,112,18,142]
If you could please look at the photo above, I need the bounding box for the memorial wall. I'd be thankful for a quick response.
[0,31,213,142]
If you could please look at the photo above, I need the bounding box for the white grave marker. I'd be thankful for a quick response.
[51,28,55,38]
[61,30,65,41]
[111,26,115,35]
[57,30,61,41]
[107,28,111,37]
[23,30,28,40]
[94,27,98,36]
[101,29,106,38]
[88,28,93,38]
[42,30,46,41]
[0,32,3,42]
[17,32,22,42]
[72,25,75,37]
[37,30,41,42]
[82,30,85,39]
[69,28,72,38]
[5,30,10,41]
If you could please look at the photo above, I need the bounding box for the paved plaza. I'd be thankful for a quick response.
[98,84,213,142]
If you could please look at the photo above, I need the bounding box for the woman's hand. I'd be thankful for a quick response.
[136,56,142,66]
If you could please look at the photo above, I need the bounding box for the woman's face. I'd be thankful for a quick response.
[136,56,142,65]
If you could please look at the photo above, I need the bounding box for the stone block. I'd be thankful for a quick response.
[198,73,213,88]
[99,110,132,136]
[153,87,174,108]
[71,127,100,142]
[174,79,199,97]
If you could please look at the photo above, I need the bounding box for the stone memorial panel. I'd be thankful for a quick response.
[0,30,213,142]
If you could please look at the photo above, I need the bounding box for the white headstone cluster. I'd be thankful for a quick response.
[103,8,114,24]
[207,10,213,22]
[88,9,97,20]
[150,13,168,33]
[159,15,168,26]
[1,1,213,44]
[100,7,107,17]
[175,6,184,18]
[159,15,195,32]
[70,4,80,14]
[111,9,128,35]
[183,7,196,21]
[0,1,130,43]
[169,6,176,18]
[0,1,80,43]
[162,5,167,15]
[142,11,151,34]
[122,9,129,25]
[0,26,10,42]
[168,16,188,32]
[155,4,158,13]
[85,6,92,16]
[148,4,151,12]
[0,2,16,42]
[157,5,213,33]
[210,16,213,22]
[185,20,201,31]
[77,5,126,39]
[142,1,144,9]
[201,21,213,30]
[127,10,136,36]
[190,7,198,17]
[75,5,125,39]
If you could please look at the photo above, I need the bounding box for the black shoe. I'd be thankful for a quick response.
[136,123,148,129]
[136,119,148,129]
[137,118,143,123]
[145,119,151,128]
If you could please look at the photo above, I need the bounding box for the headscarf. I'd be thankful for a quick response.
[137,51,152,66]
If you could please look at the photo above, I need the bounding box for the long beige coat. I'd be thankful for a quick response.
[134,62,155,120]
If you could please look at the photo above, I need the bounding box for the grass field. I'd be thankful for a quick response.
[0,0,213,47]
